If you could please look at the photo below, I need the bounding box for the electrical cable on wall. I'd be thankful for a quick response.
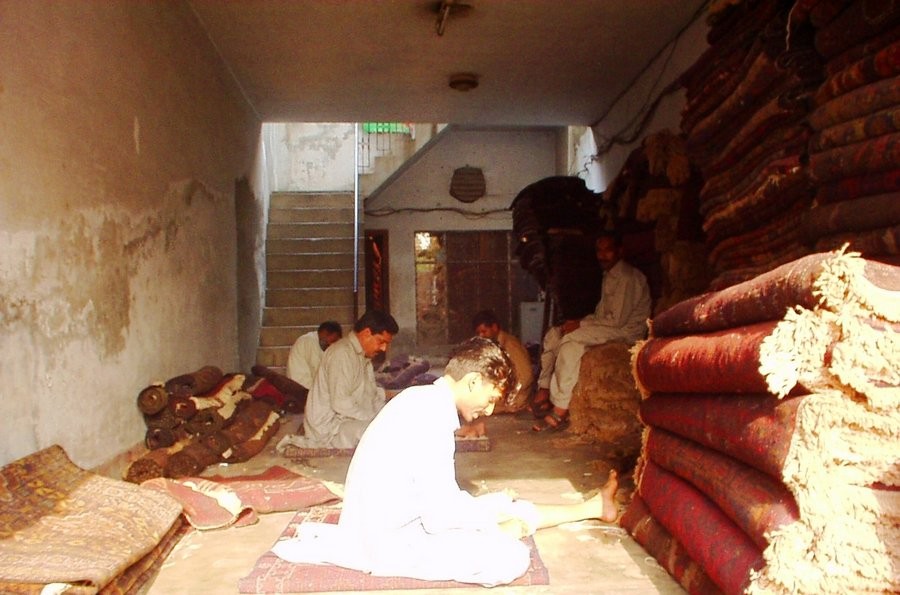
[590,1,710,160]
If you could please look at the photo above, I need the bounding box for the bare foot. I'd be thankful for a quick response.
[599,470,619,522]
[583,470,619,522]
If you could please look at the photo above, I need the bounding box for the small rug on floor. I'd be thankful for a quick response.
[238,506,550,593]
[282,436,491,460]
[141,465,341,530]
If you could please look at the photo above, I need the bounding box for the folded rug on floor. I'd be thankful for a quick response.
[0,445,185,594]
[140,465,341,530]
[238,506,550,593]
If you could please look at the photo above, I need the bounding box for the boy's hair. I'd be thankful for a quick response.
[353,310,400,335]
[471,309,500,329]
[318,320,343,336]
[445,337,519,404]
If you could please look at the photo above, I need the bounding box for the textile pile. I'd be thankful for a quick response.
[567,341,643,458]
[680,0,824,290]
[622,248,899,594]
[799,0,900,254]
[127,366,284,483]
[0,445,185,594]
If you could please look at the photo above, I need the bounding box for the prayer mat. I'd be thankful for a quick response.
[237,507,550,593]
[140,466,341,530]
[0,445,184,594]
[282,436,491,461]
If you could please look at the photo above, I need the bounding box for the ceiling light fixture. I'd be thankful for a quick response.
[449,72,479,92]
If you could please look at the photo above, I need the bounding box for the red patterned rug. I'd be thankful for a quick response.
[238,506,550,592]
[141,466,340,530]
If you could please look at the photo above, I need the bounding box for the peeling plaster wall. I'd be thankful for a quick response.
[580,15,709,190]
[0,1,263,468]
[364,127,558,354]
[265,123,357,192]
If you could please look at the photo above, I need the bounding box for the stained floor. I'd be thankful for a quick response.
[142,412,685,594]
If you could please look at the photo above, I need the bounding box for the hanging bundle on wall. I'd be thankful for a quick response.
[449,166,485,202]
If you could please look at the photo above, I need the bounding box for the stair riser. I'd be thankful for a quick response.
[265,288,360,308]
[269,207,356,224]
[267,253,360,270]
[270,192,354,209]
[267,238,357,254]
[267,222,355,239]
[267,270,356,288]
[263,306,357,327]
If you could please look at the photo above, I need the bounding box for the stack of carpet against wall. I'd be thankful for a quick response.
[126,366,283,483]
[796,0,900,256]
[620,248,899,594]
[679,0,824,290]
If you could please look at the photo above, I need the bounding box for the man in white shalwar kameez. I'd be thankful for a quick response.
[277,310,398,450]
[272,337,620,586]
[532,231,652,432]
[286,321,342,390]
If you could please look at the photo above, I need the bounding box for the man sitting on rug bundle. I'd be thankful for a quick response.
[277,310,399,451]
[532,230,652,432]
[272,336,619,587]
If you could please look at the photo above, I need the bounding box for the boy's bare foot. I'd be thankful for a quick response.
[583,470,619,522]
[599,470,619,522]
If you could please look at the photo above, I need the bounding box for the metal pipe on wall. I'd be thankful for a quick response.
[353,122,360,322]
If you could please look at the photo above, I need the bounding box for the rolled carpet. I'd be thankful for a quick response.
[638,460,765,594]
[649,249,900,336]
[645,427,799,549]
[164,365,224,399]
[137,384,168,415]
[619,494,723,595]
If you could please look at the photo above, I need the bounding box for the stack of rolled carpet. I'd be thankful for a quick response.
[127,366,282,483]
[680,0,824,290]
[797,0,900,255]
[622,247,899,594]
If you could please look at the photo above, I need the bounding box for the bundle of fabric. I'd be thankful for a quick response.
[374,354,433,390]
[250,364,310,412]
[568,341,643,457]
[0,445,186,594]
[803,1,900,258]
[125,393,283,482]
[622,248,900,594]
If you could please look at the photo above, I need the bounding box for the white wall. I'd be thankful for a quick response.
[365,126,559,354]
[576,14,710,191]
[264,123,357,192]
[0,1,262,468]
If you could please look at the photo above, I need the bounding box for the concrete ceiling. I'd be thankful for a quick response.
[187,0,709,127]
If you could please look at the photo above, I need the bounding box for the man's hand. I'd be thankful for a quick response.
[498,518,531,539]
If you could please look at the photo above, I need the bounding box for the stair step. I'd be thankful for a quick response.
[265,288,360,308]
[267,238,357,255]
[270,192,354,209]
[263,305,357,327]
[267,222,355,240]
[267,253,359,271]
[259,326,314,347]
[269,207,356,224]
[255,346,291,368]
[267,269,356,288]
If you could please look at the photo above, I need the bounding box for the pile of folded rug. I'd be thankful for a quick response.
[680,0,824,290]
[126,366,284,483]
[798,0,900,255]
[0,445,186,594]
[621,248,899,594]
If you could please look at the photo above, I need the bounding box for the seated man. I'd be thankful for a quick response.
[277,310,399,450]
[471,309,535,413]
[286,320,343,389]
[532,231,651,432]
[273,336,619,587]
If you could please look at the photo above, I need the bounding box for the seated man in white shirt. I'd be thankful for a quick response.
[286,321,343,390]
[273,336,619,586]
[532,231,652,432]
[278,310,399,450]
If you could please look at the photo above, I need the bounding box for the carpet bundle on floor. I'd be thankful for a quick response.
[0,445,185,594]
[622,248,899,594]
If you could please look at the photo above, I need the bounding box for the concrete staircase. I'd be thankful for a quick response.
[255,192,363,373]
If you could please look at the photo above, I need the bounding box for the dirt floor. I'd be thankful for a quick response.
[142,411,685,594]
